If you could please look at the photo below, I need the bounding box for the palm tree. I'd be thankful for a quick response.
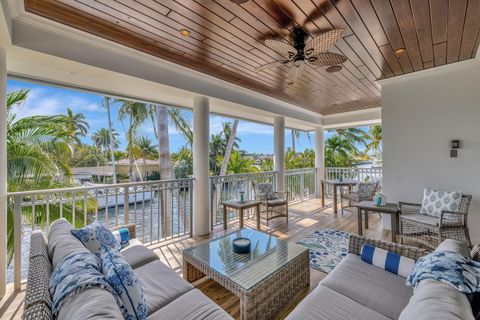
[65,108,89,145]
[168,108,193,147]
[330,127,369,147]
[134,136,157,160]
[209,133,224,175]
[324,135,358,167]
[117,100,149,181]
[151,105,175,180]
[221,151,258,174]
[7,89,74,264]
[260,158,274,171]
[366,125,382,160]
[218,120,239,177]
[92,128,119,152]
[171,146,193,178]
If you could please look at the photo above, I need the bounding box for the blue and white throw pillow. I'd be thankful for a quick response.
[361,244,415,278]
[50,252,118,317]
[113,228,130,248]
[420,188,462,217]
[407,250,480,293]
[71,221,121,255]
[101,247,147,320]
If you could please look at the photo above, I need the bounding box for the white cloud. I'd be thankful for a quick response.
[11,88,102,118]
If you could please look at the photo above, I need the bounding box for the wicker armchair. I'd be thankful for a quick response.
[252,182,288,226]
[340,181,379,215]
[399,195,472,249]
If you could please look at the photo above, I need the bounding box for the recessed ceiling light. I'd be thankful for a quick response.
[394,47,406,54]
[231,0,249,3]
[179,29,191,37]
[326,65,342,73]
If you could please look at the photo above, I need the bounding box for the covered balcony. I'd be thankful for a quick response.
[1,1,480,320]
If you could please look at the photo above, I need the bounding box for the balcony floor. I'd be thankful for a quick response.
[0,197,393,320]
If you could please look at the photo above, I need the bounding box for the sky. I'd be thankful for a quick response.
[7,78,347,154]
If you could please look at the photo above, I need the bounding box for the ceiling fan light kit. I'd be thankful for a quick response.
[326,65,342,73]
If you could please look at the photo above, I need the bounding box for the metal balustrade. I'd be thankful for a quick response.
[7,178,193,290]
[6,166,383,289]
[286,168,318,203]
[324,167,382,183]
[209,171,276,228]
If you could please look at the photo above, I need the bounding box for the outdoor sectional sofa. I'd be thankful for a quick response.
[22,219,233,320]
[286,234,475,320]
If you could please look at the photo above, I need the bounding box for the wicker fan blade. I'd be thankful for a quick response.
[307,52,347,67]
[265,39,296,59]
[255,60,289,72]
[266,0,296,28]
[304,29,345,56]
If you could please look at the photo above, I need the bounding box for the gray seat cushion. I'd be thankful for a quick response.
[147,289,233,320]
[286,284,390,320]
[267,198,287,206]
[57,288,124,319]
[401,213,439,226]
[47,219,91,269]
[120,239,159,269]
[321,254,413,319]
[134,259,193,314]
[399,279,474,320]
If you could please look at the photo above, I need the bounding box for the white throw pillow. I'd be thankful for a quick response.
[420,188,462,217]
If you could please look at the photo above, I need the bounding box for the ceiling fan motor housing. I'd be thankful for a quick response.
[292,27,309,61]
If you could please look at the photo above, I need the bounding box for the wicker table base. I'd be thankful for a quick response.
[183,230,310,320]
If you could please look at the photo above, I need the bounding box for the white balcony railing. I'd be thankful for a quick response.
[7,178,193,290]
[324,167,383,182]
[286,168,318,203]
[209,168,318,228]
[6,166,382,289]
[210,171,276,228]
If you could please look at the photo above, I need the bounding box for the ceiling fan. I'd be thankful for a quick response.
[255,0,347,83]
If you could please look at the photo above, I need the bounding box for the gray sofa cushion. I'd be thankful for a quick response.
[285,284,390,320]
[147,289,233,320]
[134,259,193,315]
[120,239,159,269]
[47,219,91,269]
[57,288,124,319]
[321,254,413,319]
[399,279,474,320]
[401,213,439,226]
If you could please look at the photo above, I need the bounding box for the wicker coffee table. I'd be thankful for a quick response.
[183,229,310,320]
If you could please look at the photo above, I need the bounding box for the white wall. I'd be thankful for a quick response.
[382,59,480,243]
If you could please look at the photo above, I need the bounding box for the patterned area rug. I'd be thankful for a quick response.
[298,229,350,273]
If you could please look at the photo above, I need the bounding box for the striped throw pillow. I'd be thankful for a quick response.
[361,244,415,278]
[112,228,130,247]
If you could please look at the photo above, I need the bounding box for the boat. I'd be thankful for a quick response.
[84,182,154,209]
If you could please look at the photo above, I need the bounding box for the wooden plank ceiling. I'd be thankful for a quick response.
[24,0,480,115]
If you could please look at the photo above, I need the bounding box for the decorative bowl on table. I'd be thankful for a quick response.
[232,237,251,254]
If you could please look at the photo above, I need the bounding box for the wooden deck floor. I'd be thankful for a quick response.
[0,198,393,320]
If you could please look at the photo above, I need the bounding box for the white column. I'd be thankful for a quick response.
[315,126,325,197]
[192,96,210,236]
[0,47,7,298]
[274,116,285,192]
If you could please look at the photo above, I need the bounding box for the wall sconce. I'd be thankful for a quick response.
[450,140,460,158]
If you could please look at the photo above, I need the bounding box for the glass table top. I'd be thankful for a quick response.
[183,228,308,291]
